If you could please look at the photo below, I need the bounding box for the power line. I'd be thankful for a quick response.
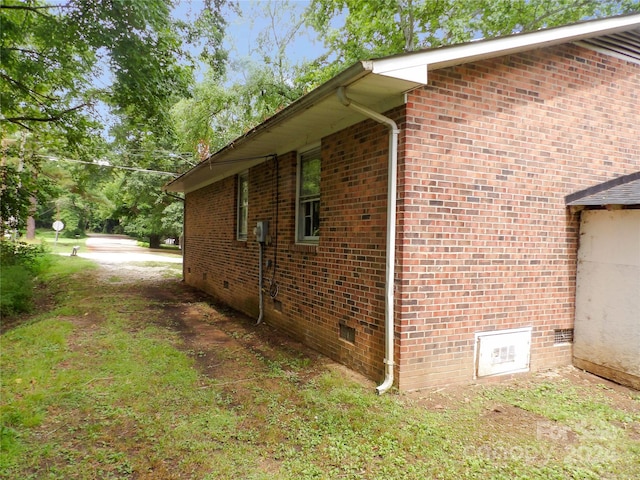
[40,156,178,176]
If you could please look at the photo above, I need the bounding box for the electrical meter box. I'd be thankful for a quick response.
[255,221,269,243]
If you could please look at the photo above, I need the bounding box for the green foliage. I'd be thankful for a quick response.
[161,201,184,237]
[0,266,34,316]
[305,0,640,85]
[0,164,33,234]
[172,1,310,156]
[0,134,64,236]
[0,0,228,236]
[0,0,199,137]
[103,160,184,245]
[0,0,97,138]
[0,241,48,273]
[0,241,49,316]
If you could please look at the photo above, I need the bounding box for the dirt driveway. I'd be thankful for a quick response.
[78,233,184,282]
[78,234,359,386]
[81,233,182,263]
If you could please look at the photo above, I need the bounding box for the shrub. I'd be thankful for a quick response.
[0,265,33,316]
[0,241,49,274]
[0,241,49,316]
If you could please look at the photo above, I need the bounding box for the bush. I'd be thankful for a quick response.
[0,241,49,274]
[0,241,49,316]
[0,265,34,316]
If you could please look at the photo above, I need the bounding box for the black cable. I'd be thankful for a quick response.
[270,154,279,298]
[164,192,184,202]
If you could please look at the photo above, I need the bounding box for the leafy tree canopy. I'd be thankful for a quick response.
[172,0,308,156]
[0,0,227,234]
[305,0,640,85]
[0,0,223,139]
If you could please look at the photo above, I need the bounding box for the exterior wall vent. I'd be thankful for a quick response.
[339,324,356,344]
[474,327,532,378]
[273,299,282,312]
[554,328,574,345]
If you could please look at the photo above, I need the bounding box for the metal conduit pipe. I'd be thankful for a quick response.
[336,86,398,395]
[257,241,265,325]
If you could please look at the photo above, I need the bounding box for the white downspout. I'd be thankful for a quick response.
[337,87,398,395]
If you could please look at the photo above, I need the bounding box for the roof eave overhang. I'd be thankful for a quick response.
[371,12,640,75]
[566,172,640,207]
[165,13,640,194]
[164,63,425,193]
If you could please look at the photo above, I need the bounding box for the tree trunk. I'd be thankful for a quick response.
[149,234,161,249]
[26,196,37,239]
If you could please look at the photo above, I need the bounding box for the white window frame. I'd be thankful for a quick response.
[237,171,249,241]
[296,146,321,243]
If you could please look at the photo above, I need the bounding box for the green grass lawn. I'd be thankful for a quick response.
[30,229,88,255]
[1,259,639,479]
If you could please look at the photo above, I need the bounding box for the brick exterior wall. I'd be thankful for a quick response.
[184,42,639,391]
[184,121,395,383]
[396,44,639,390]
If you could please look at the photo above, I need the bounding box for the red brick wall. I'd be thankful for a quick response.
[396,44,640,390]
[184,43,639,392]
[184,118,396,382]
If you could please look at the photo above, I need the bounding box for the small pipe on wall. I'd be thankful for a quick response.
[255,221,269,325]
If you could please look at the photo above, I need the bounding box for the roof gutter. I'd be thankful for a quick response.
[165,62,374,193]
[336,86,398,395]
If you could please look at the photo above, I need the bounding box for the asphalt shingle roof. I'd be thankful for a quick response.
[566,171,640,206]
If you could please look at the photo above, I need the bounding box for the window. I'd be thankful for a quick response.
[297,148,320,242]
[237,172,248,240]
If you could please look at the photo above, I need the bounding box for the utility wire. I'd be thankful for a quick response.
[40,156,178,176]
[40,153,276,176]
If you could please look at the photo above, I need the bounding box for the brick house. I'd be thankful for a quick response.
[165,14,640,392]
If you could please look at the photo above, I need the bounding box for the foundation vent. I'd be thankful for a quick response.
[475,327,532,378]
[554,328,574,345]
[339,324,356,344]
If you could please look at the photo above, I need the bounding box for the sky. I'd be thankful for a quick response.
[173,0,328,80]
[95,1,329,138]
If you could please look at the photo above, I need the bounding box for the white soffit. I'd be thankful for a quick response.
[577,28,640,64]
[166,72,420,193]
[368,60,429,83]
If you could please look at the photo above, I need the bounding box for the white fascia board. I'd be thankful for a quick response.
[369,14,640,76]
[367,59,429,83]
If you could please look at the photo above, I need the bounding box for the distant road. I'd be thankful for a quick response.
[76,234,182,264]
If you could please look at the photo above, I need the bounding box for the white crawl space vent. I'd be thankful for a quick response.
[474,327,532,378]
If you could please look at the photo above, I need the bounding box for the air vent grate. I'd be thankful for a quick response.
[339,324,356,343]
[554,328,574,345]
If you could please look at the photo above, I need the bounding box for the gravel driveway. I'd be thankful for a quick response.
[78,234,183,264]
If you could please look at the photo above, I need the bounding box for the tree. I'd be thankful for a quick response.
[0,0,228,236]
[172,0,309,156]
[305,0,640,85]
[99,109,193,247]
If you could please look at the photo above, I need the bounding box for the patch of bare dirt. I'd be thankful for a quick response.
[108,263,639,431]
[91,262,336,393]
